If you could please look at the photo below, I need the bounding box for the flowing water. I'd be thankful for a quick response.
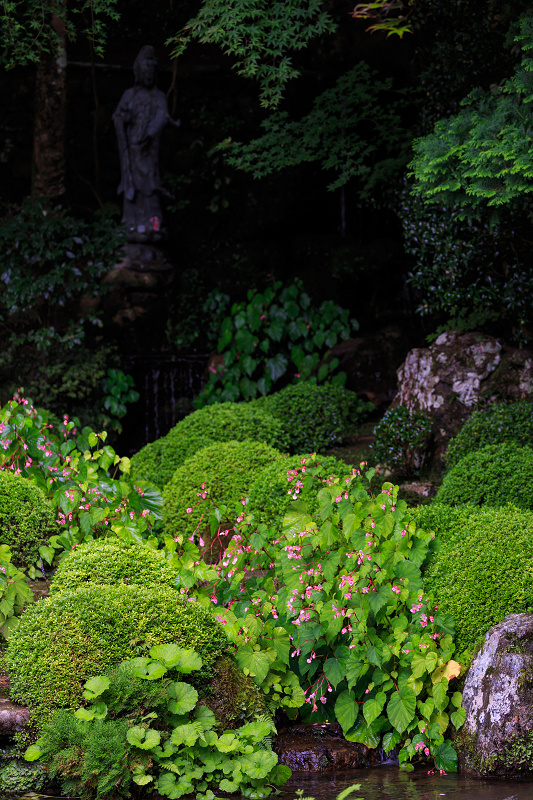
[284,766,533,800]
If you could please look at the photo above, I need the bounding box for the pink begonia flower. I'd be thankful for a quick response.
[186,508,192,514]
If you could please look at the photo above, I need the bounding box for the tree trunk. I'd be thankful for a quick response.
[31,6,67,200]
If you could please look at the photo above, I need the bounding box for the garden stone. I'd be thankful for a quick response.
[458,613,533,778]
[0,696,30,734]
[394,331,533,462]
[274,723,385,771]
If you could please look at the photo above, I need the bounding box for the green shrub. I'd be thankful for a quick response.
[6,585,229,715]
[446,400,533,468]
[130,401,283,488]
[163,440,283,543]
[0,472,56,570]
[50,540,178,595]
[371,405,433,476]
[436,443,533,509]
[412,503,533,657]
[253,382,373,454]
[246,453,350,530]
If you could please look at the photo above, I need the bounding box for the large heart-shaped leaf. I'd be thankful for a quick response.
[82,676,110,700]
[387,687,416,733]
[149,645,202,673]
[167,681,198,715]
[335,690,359,735]
[363,691,387,726]
[130,657,167,681]
[236,645,270,683]
[127,726,161,750]
[239,749,277,780]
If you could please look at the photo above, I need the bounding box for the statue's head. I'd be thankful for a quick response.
[133,45,157,88]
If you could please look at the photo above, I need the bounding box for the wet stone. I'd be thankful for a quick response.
[274,723,385,772]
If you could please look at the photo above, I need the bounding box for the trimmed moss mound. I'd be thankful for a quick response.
[412,503,533,657]
[6,585,229,714]
[163,440,283,541]
[0,471,56,570]
[446,400,533,468]
[253,382,370,454]
[50,539,177,594]
[436,443,533,509]
[130,402,283,489]
[247,453,350,530]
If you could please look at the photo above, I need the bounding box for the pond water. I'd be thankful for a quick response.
[283,766,533,800]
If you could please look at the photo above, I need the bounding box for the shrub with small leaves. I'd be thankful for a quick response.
[7,584,229,715]
[445,400,533,468]
[130,401,283,489]
[372,405,432,476]
[253,382,373,454]
[50,539,178,595]
[412,503,533,658]
[436,443,533,509]
[163,440,283,544]
[0,471,56,570]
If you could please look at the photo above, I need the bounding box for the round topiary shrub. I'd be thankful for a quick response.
[371,404,432,476]
[130,402,283,488]
[445,400,533,468]
[6,585,229,714]
[50,540,177,595]
[253,382,372,454]
[0,471,56,570]
[412,503,533,659]
[163,440,283,542]
[246,453,350,531]
[436,443,533,509]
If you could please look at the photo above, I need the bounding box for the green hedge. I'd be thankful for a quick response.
[6,585,229,714]
[0,471,56,570]
[412,503,533,658]
[130,402,283,489]
[50,540,177,594]
[253,382,372,454]
[247,453,350,531]
[163,440,283,542]
[435,443,533,509]
[446,400,533,468]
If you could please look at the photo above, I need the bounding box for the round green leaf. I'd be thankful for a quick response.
[216,733,239,753]
[149,644,202,672]
[239,749,278,780]
[82,675,110,700]
[130,657,167,680]
[127,726,161,750]
[167,681,198,715]
[24,744,43,762]
[170,723,200,747]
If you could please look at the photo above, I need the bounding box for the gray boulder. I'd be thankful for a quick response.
[394,331,533,462]
[458,613,533,778]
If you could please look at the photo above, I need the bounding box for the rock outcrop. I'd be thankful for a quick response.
[458,613,533,778]
[394,331,533,461]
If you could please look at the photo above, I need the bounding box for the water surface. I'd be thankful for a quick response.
[284,766,533,800]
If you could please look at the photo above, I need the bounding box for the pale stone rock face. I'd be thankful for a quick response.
[393,331,533,462]
[459,614,533,778]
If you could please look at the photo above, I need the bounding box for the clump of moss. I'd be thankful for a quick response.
[436,443,533,509]
[0,471,56,570]
[207,656,268,730]
[0,760,48,793]
[6,585,229,715]
[50,539,177,594]
[412,503,533,657]
[130,402,283,488]
[163,440,283,542]
[253,382,372,454]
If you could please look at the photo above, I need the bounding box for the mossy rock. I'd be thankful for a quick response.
[412,503,533,658]
[206,656,269,730]
[435,443,533,509]
[50,539,177,594]
[163,440,284,543]
[0,471,56,570]
[130,402,283,489]
[6,585,230,715]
